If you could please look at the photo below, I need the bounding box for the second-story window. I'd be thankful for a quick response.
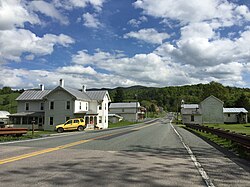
[25,103,29,111]
[66,101,70,110]
[79,102,82,110]
[99,105,102,110]
[50,101,54,110]
[40,102,44,110]
[86,103,88,110]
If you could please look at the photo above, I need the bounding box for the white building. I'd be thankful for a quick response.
[0,111,10,127]
[223,108,248,124]
[181,95,248,125]
[109,102,145,122]
[9,79,111,130]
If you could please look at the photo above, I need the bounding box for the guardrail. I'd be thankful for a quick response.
[186,124,250,152]
[0,128,28,137]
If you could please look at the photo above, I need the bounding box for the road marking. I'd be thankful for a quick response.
[170,121,215,187]
[0,122,158,165]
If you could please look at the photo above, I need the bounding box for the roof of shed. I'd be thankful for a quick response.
[109,102,140,108]
[16,90,51,101]
[181,104,199,109]
[223,108,248,113]
[0,111,10,118]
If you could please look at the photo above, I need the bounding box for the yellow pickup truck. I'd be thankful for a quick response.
[55,118,86,133]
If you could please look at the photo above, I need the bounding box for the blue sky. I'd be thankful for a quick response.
[0,0,250,89]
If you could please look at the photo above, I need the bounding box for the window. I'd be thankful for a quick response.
[65,116,70,121]
[99,105,102,110]
[74,119,79,123]
[49,117,53,125]
[25,103,29,111]
[228,114,230,117]
[191,115,194,122]
[66,101,70,110]
[50,101,54,110]
[79,102,82,110]
[86,103,88,110]
[40,102,44,110]
[122,109,124,112]
[80,119,84,123]
[99,116,102,123]
[105,103,106,110]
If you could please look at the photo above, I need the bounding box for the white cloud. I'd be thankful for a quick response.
[0,0,40,30]
[0,29,74,62]
[53,0,106,12]
[57,65,97,75]
[133,0,249,27]
[29,1,69,25]
[124,28,169,44]
[128,16,148,27]
[82,12,102,28]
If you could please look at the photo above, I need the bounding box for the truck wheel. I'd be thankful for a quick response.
[57,127,64,133]
[77,126,84,131]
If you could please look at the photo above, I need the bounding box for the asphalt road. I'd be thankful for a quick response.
[0,117,249,187]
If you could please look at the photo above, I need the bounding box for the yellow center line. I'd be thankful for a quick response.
[0,122,158,165]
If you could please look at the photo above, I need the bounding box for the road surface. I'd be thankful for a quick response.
[0,116,249,186]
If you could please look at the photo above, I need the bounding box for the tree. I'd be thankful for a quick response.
[235,93,250,110]
[113,88,124,102]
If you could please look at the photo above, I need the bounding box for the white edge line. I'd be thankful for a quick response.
[170,119,215,187]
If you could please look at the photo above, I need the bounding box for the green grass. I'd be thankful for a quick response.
[204,123,250,135]
[108,121,138,128]
[0,130,56,142]
[185,127,250,159]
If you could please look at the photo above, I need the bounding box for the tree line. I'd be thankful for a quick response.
[108,82,250,112]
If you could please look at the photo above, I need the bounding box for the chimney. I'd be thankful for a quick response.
[82,85,86,92]
[40,84,44,91]
[59,79,64,87]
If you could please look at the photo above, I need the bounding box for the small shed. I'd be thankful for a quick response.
[108,113,123,123]
[223,108,248,124]
[0,111,10,127]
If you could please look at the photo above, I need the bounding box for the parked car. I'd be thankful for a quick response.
[55,118,86,133]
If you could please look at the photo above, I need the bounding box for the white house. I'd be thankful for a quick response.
[181,104,202,125]
[109,102,145,122]
[9,79,111,131]
[223,108,248,124]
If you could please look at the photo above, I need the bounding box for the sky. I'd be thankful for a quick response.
[0,0,250,90]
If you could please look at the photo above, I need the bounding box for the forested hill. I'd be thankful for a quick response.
[0,82,249,113]
[99,82,250,112]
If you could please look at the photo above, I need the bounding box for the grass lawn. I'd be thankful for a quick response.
[108,121,138,128]
[0,130,56,142]
[204,123,250,135]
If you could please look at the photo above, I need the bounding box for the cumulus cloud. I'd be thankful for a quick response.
[29,0,69,25]
[82,13,102,28]
[57,65,97,75]
[124,28,169,44]
[0,0,39,30]
[0,29,74,62]
[53,0,106,12]
[128,16,148,27]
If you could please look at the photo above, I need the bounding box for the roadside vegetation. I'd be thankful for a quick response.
[0,130,56,142]
[108,121,138,128]
[184,124,250,159]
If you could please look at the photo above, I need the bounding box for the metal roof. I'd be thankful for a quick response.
[109,102,140,108]
[181,104,199,109]
[0,111,10,118]
[16,90,51,101]
[86,91,107,100]
[223,108,248,113]
[62,87,91,101]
